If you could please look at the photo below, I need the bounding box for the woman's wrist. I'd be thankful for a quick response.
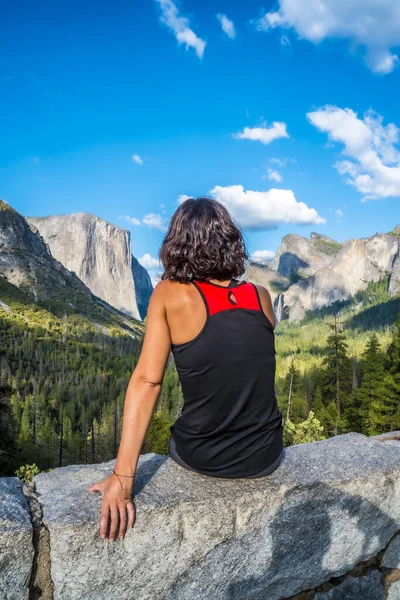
[112,470,135,492]
[114,461,136,477]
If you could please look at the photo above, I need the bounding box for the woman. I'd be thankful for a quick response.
[88,197,284,541]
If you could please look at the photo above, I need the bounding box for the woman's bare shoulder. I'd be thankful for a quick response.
[150,280,194,306]
[253,284,275,328]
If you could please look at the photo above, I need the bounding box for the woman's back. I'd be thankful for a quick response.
[88,197,285,541]
[165,277,283,478]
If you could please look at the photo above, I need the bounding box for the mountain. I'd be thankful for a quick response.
[0,199,143,337]
[245,225,400,323]
[26,213,153,321]
[268,232,342,278]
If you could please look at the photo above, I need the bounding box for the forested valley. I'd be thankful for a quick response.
[0,273,399,477]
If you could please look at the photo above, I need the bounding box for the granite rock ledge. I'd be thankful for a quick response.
[1,431,400,599]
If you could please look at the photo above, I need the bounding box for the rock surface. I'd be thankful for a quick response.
[244,226,400,322]
[27,212,152,320]
[0,200,143,337]
[269,232,339,278]
[314,570,384,600]
[0,200,95,303]
[285,234,399,313]
[32,431,400,600]
[382,533,400,568]
[131,255,153,319]
[388,581,400,600]
[0,477,33,600]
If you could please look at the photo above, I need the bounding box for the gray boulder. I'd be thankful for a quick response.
[388,581,400,600]
[381,533,400,568]
[314,570,384,600]
[33,431,400,600]
[0,477,33,600]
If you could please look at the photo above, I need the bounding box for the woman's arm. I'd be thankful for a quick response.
[255,284,276,329]
[87,282,172,541]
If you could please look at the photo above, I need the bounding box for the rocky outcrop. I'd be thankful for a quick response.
[131,255,153,319]
[0,200,144,337]
[245,226,400,322]
[285,233,399,314]
[389,250,400,297]
[3,430,399,599]
[27,213,152,320]
[269,233,340,279]
[0,478,33,600]
[0,200,95,303]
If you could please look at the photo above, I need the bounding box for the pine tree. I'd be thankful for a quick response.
[320,315,352,435]
[19,395,33,447]
[0,382,19,475]
[352,333,386,433]
[368,314,400,434]
[282,359,308,422]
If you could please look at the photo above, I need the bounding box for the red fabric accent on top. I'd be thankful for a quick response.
[194,281,260,316]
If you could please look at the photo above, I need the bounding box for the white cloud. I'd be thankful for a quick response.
[132,154,143,165]
[233,122,289,145]
[155,0,206,59]
[267,169,283,182]
[177,194,192,204]
[251,249,275,263]
[138,254,162,286]
[216,14,236,39]
[270,158,285,167]
[138,253,160,270]
[269,157,296,167]
[280,34,290,46]
[210,185,325,230]
[255,0,400,74]
[307,105,400,200]
[120,215,141,226]
[143,213,168,231]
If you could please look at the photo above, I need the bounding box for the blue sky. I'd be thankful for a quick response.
[1,0,400,279]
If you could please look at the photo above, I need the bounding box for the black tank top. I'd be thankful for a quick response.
[169,278,284,478]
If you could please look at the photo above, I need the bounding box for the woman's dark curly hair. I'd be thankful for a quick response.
[160,197,248,283]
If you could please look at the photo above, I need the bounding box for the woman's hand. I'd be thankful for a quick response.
[87,474,136,541]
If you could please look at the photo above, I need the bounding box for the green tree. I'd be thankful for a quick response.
[283,411,326,446]
[283,359,308,422]
[320,315,352,435]
[143,409,172,455]
[368,315,400,434]
[351,333,385,433]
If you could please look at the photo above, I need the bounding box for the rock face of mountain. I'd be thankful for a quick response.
[0,199,143,337]
[0,200,90,302]
[245,226,400,323]
[285,232,400,314]
[268,232,342,278]
[27,213,153,320]
[131,256,153,320]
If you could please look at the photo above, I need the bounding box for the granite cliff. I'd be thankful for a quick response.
[0,200,94,303]
[26,213,153,321]
[244,225,400,323]
[0,199,143,337]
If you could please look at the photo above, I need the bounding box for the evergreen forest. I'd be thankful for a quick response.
[1,273,399,477]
